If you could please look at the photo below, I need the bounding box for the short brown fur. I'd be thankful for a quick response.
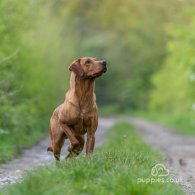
[47,57,107,160]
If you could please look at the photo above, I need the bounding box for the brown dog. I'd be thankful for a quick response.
[47,57,107,160]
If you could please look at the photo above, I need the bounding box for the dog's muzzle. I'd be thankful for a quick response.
[102,60,107,73]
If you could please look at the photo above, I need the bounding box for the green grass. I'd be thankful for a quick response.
[0,116,48,163]
[0,128,46,163]
[131,111,195,135]
[1,123,183,195]
[100,105,195,135]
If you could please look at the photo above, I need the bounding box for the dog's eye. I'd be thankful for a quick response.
[85,60,91,64]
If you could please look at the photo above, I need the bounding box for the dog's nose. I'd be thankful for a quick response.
[102,60,107,67]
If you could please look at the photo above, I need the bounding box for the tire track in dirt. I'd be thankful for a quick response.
[0,118,116,189]
[129,117,195,195]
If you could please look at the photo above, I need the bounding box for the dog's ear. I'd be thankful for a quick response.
[69,59,84,78]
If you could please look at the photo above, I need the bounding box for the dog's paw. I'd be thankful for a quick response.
[47,146,53,152]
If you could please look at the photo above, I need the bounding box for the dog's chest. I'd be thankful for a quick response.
[81,111,91,127]
[73,110,96,134]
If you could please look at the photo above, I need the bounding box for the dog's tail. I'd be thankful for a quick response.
[47,126,53,153]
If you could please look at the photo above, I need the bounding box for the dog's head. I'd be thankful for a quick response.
[69,57,107,79]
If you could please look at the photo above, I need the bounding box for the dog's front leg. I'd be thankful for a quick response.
[60,122,79,147]
[86,132,95,156]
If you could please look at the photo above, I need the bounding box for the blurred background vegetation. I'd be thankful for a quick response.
[0,0,195,161]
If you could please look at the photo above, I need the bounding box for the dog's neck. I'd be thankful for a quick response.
[70,73,95,107]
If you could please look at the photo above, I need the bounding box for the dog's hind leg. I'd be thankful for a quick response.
[53,132,65,161]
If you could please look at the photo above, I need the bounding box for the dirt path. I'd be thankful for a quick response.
[129,117,195,195]
[1,116,195,194]
[0,118,116,189]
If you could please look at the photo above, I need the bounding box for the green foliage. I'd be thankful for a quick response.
[55,0,183,110]
[1,123,183,195]
[149,5,195,119]
[0,0,73,161]
[131,111,195,135]
[1,0,194,161]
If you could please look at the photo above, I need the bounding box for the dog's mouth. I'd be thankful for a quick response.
[85,68,107,79]
[102,67,107,73]
[92,72,102,78]
[93,68,107,78]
